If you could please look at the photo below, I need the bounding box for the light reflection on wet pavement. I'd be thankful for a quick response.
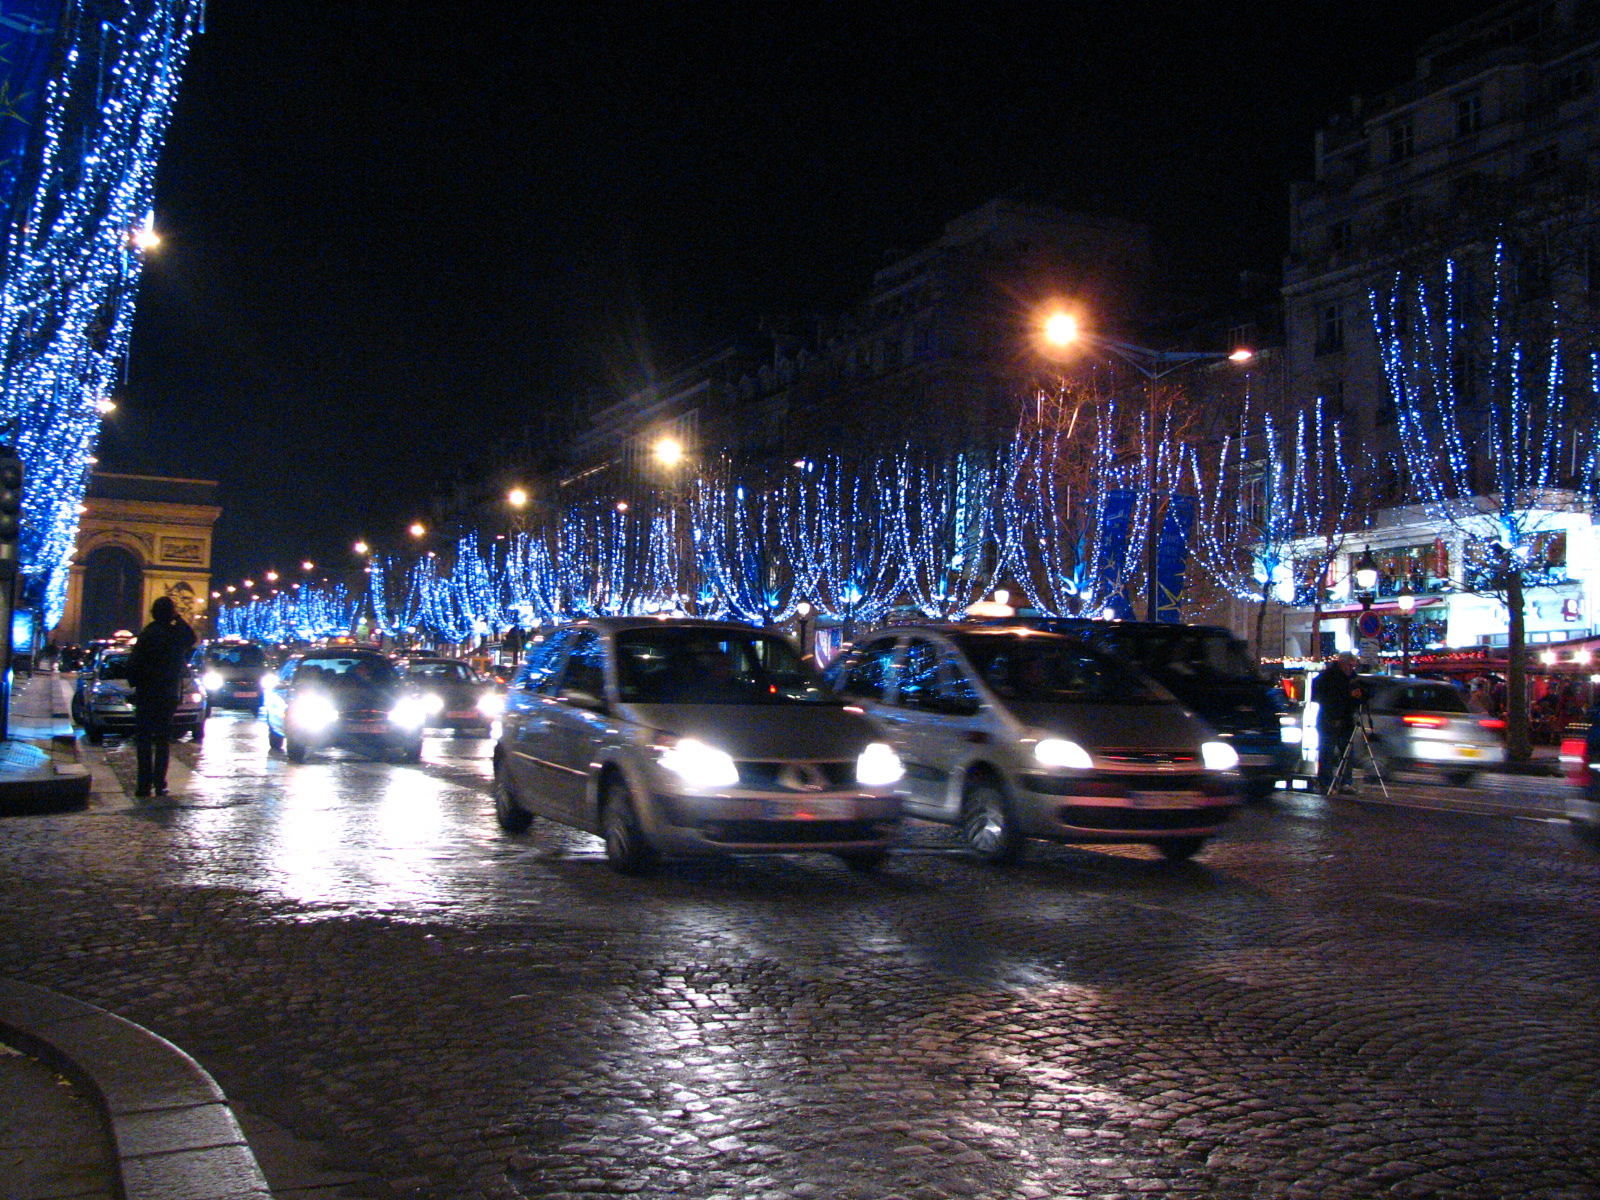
[3,710,1600,1199]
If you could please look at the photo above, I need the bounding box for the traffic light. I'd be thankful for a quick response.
[0,445,22,580]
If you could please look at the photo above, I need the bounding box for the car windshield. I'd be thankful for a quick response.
[1095,626,1262,686]
[614,628,835,705]
[407,661,475,683]
[293,655,398,687]
[1398,682,1469,714]
[207,644,265,668]
[97,652,131,680]
[954,634,1166,705]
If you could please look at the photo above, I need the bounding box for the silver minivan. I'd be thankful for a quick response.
[492,619,906,873]
[828,626,1241,862]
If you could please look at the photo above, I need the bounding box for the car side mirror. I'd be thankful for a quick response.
[561,688,608,713]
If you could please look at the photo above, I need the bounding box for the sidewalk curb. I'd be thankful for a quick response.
[0,979,273,1200]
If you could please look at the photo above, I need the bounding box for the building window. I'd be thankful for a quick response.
[1384,196,1416,232]
[1388,119,1414,162]
[1315,302,1345,355]
[1327,219,1351,255]
[1526,144,1560,176]
[1548,62,1593,105]
[1455,90,1484,138]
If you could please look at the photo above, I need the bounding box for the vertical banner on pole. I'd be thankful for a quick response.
[1096,489,1137,621]
[1154,494,1196,624]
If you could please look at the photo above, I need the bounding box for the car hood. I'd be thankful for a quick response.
[1006,701,1213,751]
[623,703,882,760]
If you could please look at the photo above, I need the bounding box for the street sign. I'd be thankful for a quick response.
[1356,611,1382,640]
[1358,638,1382,668]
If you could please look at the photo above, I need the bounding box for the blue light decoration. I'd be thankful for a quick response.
[1370,242,1600,583]
[0,1,206,628]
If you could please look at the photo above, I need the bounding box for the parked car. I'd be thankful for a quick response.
[194,638,270,713]
[1033,619,1297,801]
[1562,711,1600,851]
[492,618,906,874]
[1356,675,1506,786]
[395,656,503,735]
[72,646,207,745]
[263,647,426,763]
[828,625,1241,863]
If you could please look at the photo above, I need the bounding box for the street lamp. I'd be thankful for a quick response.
[653,436,686,468]
[353,540,369,556]
[1038,306,1257,621]
[1354,546,1379,600]
[409,522,426,539]
[1396,586,1416,677]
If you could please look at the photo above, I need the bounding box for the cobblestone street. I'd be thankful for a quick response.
[2,713,1598,1199]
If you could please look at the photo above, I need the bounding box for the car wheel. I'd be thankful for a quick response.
[285,737,308,764]
[189,723,205,744]
[837,849,888,872]
[1156,836,1206,862]
[601,776,655,875]
[267,728,283,752]
[961,775,1021,864]
[1444,770,1475,788]
[70,698,84,726]
[85,726,104,746]
[1243,779,1277,803]
[493,759,533,833]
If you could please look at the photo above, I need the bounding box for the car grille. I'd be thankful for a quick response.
[341,708,387,722]
[734,761,856,791]
[1022,772,1231,797]
[1096,750,1200,767]
[1057,806,1228,832]
[699,818,883,845]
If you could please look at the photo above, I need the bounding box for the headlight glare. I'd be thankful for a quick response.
[261,672,280,689]
[658,738,740,789]
[421,692,445,714]
[1202,740,1241,771]
[856,742,904,786]
[1035,738,1093,769]
[290,693,339,732]
[389,697,428,729]
[202,670,224,691]
[477,693,506,717]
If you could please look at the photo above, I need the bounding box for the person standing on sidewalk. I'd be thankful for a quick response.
[1312,652,1363,794]
[124,596,196,797]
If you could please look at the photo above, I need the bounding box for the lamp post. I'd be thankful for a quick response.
[1039,308,1255,622]
[1396,586,1416,677]
[653,436,695,614]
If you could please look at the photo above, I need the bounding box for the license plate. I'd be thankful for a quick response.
[1239,754,1271,766]
[1457,745,1482,758]
[347,720,387,733]
[235,690,260,698]
[1127,791,1204,808]
[762,797,857,820]
[446,710,476,720]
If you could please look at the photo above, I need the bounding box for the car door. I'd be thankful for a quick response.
[501,632,571,815]
[887,636,986,819]
[540,630,612,821]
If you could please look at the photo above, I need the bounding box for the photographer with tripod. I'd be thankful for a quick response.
[1313,652,1364,795]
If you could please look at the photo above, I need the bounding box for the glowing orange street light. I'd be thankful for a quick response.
[1043,310,1079,348]
[653,436,685,468]
[409,522,426,538]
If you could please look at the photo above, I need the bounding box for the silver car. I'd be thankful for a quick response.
[1357,675,1506,786]
[829,626,1242,862]
[492,619,906,873]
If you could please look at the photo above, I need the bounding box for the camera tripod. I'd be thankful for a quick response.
[1326,706,1391,800]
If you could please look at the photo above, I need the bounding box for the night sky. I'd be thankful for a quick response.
[102,1,1503,586]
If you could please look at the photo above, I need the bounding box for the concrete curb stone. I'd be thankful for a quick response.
[0,978,273,1200]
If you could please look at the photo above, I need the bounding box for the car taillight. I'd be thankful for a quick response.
[1478,718,1506,730]
[1402,714,1450,728]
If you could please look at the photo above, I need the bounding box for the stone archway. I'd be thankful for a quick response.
[80,545,145,641]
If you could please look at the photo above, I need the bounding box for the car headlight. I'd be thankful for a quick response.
[1279,715,1303,744]
[389,697,429,729]
[477,692,506,717]
[658,738,740,789]
[261,672,279,689]
[290,693,339,732]
[1035,738,1093,769]
[856,742,904,786]
[420,692,445,714]
[202,670,224,691]
[1202,740,1241,771]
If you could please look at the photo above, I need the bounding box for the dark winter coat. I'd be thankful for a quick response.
[125,617,197,707]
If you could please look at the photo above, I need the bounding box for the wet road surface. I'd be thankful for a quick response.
[2,710,1598,1199]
